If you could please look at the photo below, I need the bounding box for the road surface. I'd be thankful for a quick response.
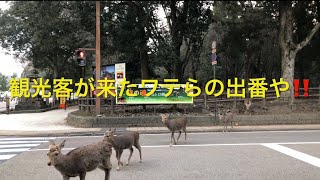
[1,130,320,180]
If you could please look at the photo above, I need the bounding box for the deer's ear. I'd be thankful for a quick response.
[49,140,55,145]
[60,140,66,149]
[113,128,116,133]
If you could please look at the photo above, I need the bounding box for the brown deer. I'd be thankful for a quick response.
[104,128,142,171]
[219,109,235,132]
[160,113,188,147]
[47,138,112,180]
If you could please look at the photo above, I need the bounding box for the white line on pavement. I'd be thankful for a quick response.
[0,141,48,144]
[139,130,320,135]
[0,148,30,153]
[28,141,320,151]
[0,144,39,148]
[0,154,16,160]
[0,137,55,141]
[262,143,320,168]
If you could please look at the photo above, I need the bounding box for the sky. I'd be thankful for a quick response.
[0,1,25,77]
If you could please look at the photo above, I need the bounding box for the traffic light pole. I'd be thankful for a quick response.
[95,1,101,115]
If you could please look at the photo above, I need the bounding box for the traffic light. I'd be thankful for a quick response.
[76,50,86,67]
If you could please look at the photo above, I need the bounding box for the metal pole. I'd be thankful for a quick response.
[214,64,217,121]
[95,1,101,115]
[212,41,217,123]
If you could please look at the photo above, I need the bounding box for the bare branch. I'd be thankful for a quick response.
[295,23,320,52]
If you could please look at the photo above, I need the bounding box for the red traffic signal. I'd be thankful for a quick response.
[76,50,86,60]
[75,50,87,67]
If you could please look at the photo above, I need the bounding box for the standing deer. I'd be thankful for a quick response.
[160,113,188,147]
[104,128,142,171]
[219,109,235,132]
[47,138,112,180]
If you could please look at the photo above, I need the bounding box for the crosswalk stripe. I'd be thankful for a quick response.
[0,141,48,144]
[0,144,39,148]
[0,148,30,153]
[0,137,55,141]
[0,154,16,160]
[0,137,55,164]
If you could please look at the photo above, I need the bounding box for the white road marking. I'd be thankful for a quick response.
[0,144,39,148]
[0,141,48,144]
[262,143,320,168]
[0,137,55,141]
[28,141,320,151]
[139,130,320,135]
[0,154,16,160]
[0,148,29,153]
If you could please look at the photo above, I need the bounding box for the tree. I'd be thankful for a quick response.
[279,1,320,105]
[11,72,18,79]
[157,1,213,80]
[0,73,8,91]
[105,1,157,81]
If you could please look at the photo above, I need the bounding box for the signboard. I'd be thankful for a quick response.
[94,63,126,95]
[116,84,193,104]
[212,41,217,65]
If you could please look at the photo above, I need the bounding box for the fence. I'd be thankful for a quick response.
[77,86,320,113]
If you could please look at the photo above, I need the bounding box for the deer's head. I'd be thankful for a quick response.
[159,113,170,123]
[104,128,116,142]
[47,140,66,166]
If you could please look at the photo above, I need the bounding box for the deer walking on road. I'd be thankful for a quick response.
[104,128,142,171]
[160,113,188,147]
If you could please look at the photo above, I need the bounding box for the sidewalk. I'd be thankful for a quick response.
[0,106,101,137]
[0,106,320,136]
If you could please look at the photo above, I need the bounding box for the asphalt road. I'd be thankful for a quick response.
[1,130,320,180]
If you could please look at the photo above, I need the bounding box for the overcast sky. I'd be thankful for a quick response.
[0,1,25,77]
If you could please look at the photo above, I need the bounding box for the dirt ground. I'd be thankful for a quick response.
[75,97,320,117]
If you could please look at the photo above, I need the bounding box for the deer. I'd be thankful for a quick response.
[104,128,142,171]
[219,109,236,132]
[159,113,188,147]
[47,138,112,180]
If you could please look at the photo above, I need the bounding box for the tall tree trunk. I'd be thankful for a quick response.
[140,47,150,79]
[279,1,320,105]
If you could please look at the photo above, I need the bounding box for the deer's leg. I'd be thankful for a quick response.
[119,149,124,166]
[231,120,233,128]
[134,142,142,163]
[172,131,177,145]
[170,131,176,147]
[79,172,86,180]
[104,169,110,180]
[63,175,70,180]
[184,127,187,143]
[177,130,182,142]
[116,150,123,171]
[126,147,134,165]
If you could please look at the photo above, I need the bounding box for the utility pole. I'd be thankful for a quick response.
[95,1,101,115]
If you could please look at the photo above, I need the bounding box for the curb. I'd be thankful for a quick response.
[1,125,320,137]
